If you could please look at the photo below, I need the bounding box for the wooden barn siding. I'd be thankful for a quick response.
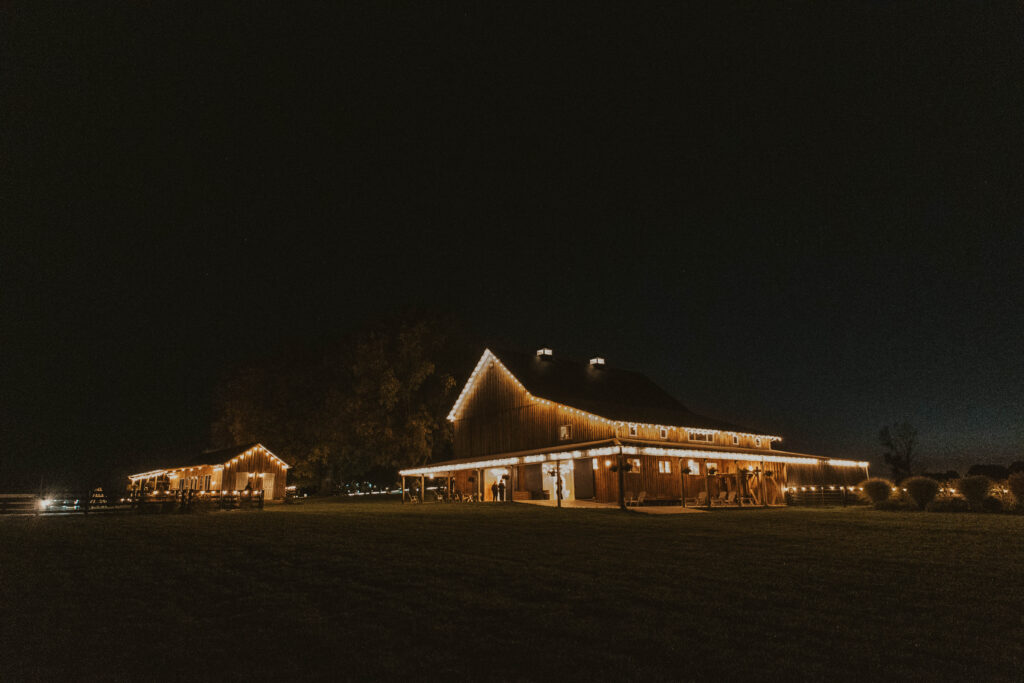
[453,361,615,459]
[612,424,772,450]
[218,448,288,499]
[786,463,866,488]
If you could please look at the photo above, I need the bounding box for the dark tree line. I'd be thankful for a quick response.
[879,421,1023,482]
[209,314,474,491]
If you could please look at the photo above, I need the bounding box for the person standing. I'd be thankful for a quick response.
[498,479,506,502]
[490,481,498,501]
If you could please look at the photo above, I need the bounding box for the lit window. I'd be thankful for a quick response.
[630,458,641,472]
[733,435,739,445]
[659,427,668,439]
[707,462,719,475]
[686,459,700,475]
[658,460,672,474]
[559,424,572,441]
[755,437,762,447]
[592,459,598,470]
[688,432,713,443]
[628,424,638,437]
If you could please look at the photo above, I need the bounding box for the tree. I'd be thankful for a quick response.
[878,422,918,482]
[210,313,465,491]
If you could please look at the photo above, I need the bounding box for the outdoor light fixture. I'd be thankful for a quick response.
[589,357,605,366]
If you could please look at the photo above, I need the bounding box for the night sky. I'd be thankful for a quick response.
[4,3,1023,488]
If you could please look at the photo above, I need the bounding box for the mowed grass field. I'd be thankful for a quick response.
[1,499,1022,682]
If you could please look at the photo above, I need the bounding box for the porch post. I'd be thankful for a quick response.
[704,463,712,510]
[616,448,626,511]
[420,474,425,504]
[509,466,516,505]
[555,463,563,508]
[401,476,407,503]
[760,456,767,507]
[737,464,744,508]
[477,468,483,501]
[680,466,686,508]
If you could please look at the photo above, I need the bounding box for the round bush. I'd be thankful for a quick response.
[958,475,992,511]
[1008,472,1024,505]
[861,478,893,504]
[903,476,940,510]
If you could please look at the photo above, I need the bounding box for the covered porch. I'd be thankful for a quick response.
[398,441,869,509]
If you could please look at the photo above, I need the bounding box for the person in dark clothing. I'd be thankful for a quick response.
[498,480,506,502]
[491,482,498,501]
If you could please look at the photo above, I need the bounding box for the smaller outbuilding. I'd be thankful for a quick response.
[128,443,289,500]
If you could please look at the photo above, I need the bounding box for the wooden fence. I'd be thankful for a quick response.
[0,491,267,515]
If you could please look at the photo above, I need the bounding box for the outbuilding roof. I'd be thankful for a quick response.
[462,348,771,436]
[128,442,286,479]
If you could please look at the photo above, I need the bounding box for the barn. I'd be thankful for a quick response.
[128,443,289,501]
[400,348,868,507]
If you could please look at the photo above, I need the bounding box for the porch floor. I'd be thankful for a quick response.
[517,499,707,513]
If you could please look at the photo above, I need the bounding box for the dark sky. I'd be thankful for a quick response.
[3,2,1023,487]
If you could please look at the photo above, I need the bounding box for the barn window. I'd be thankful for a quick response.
[658,460,672,474]
[755,437,762,447]
[592,459,598,470]
[686,459,700,475]
[630,458,641,472]
[628,424,638,437]
[688,432,713,443]
[559,424,572,441]
[659,427,668,439]
[733,435,739,445]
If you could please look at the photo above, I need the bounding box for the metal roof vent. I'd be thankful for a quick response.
[589,357,606,367]
[536,347,553,357]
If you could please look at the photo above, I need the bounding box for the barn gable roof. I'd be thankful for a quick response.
[449,348,776,437]
[128,442,288,479]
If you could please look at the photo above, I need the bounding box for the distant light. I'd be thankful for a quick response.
[536,347,553,357]
[39,499,52,509]
[589,357,605,366]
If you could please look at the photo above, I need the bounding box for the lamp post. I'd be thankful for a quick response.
[546,465,563,508]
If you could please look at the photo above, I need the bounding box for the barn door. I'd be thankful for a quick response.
[573,460,595,499]
[262,473,275,499]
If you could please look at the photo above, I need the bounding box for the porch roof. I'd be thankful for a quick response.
[399,441,867,477]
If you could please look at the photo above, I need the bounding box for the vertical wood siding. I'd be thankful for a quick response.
[453,360,616,459]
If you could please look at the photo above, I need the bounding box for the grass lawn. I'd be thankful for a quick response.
[2,499,1022,681]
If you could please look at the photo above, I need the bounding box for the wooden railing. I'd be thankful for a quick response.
[127,490,266,511]
[785,487,866,507]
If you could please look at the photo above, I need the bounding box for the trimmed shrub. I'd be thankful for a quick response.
[981,496,1003,513]
[926,497,970,513]
[861,478,893,504]
[958,475,992,511]
[1008,472,1024,505]
[903,476,940,510]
